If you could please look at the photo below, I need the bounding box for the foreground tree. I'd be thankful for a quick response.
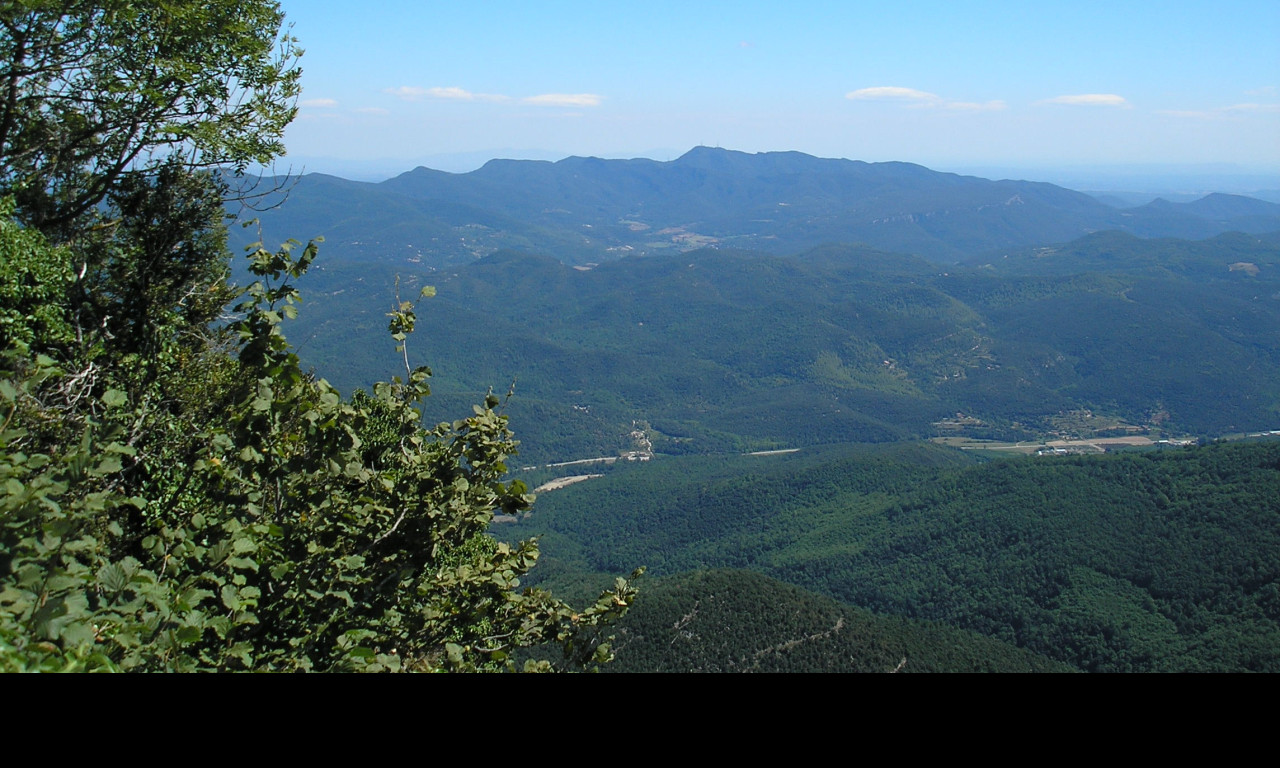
[1,0,300,234]
[1,230,639,671]
[0,2,638,671]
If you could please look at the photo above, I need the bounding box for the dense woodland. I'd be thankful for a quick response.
[591,569,1075,673]
[282,231,1280,464]
[506,440,1280,672]
[3,3,1279,672]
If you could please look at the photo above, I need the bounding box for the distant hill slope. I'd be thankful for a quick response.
[507,440,1280,672]
[1118,195,1280,240]
[967,229,1280,278]
[233,147,1280,266]
[599,569,1075,673]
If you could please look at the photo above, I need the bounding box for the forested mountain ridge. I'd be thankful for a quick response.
[236,147,1280,267]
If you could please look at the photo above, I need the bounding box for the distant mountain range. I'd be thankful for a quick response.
[236,147,1280,672]
[235,147,1280,266]
[238,146,1280,462]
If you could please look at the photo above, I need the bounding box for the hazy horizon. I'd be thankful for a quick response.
[277,0,1279,183]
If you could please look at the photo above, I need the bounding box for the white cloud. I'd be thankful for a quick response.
[1157,102,1280,119]
[846,86,940,103]
[1223,102,1280,113]
[386,86,509,102]
[1244,86,1277,98]
[846,87,1004,112]
[300,98,338,108]
[385,86,431,100]
[522,93,602,107]
[1040,93,1129,107]
[425,86,476,101]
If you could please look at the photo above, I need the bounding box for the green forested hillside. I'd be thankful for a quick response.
[599,569,1075,673]
[281,232,1280,463]
[968,229,1280,278]
[504,440,1280,672]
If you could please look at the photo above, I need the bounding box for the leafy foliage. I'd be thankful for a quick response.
[0,198,73,349]
[0,1,637,672]
[0,221,639,672]
[0,0,301,233]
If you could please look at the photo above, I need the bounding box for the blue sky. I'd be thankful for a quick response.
[277,1,1280,180]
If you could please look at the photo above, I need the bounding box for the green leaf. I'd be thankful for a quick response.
[98,563,130,594]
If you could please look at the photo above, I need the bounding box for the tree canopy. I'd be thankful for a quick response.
[0,1,638,672]
[1,0,300,233]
